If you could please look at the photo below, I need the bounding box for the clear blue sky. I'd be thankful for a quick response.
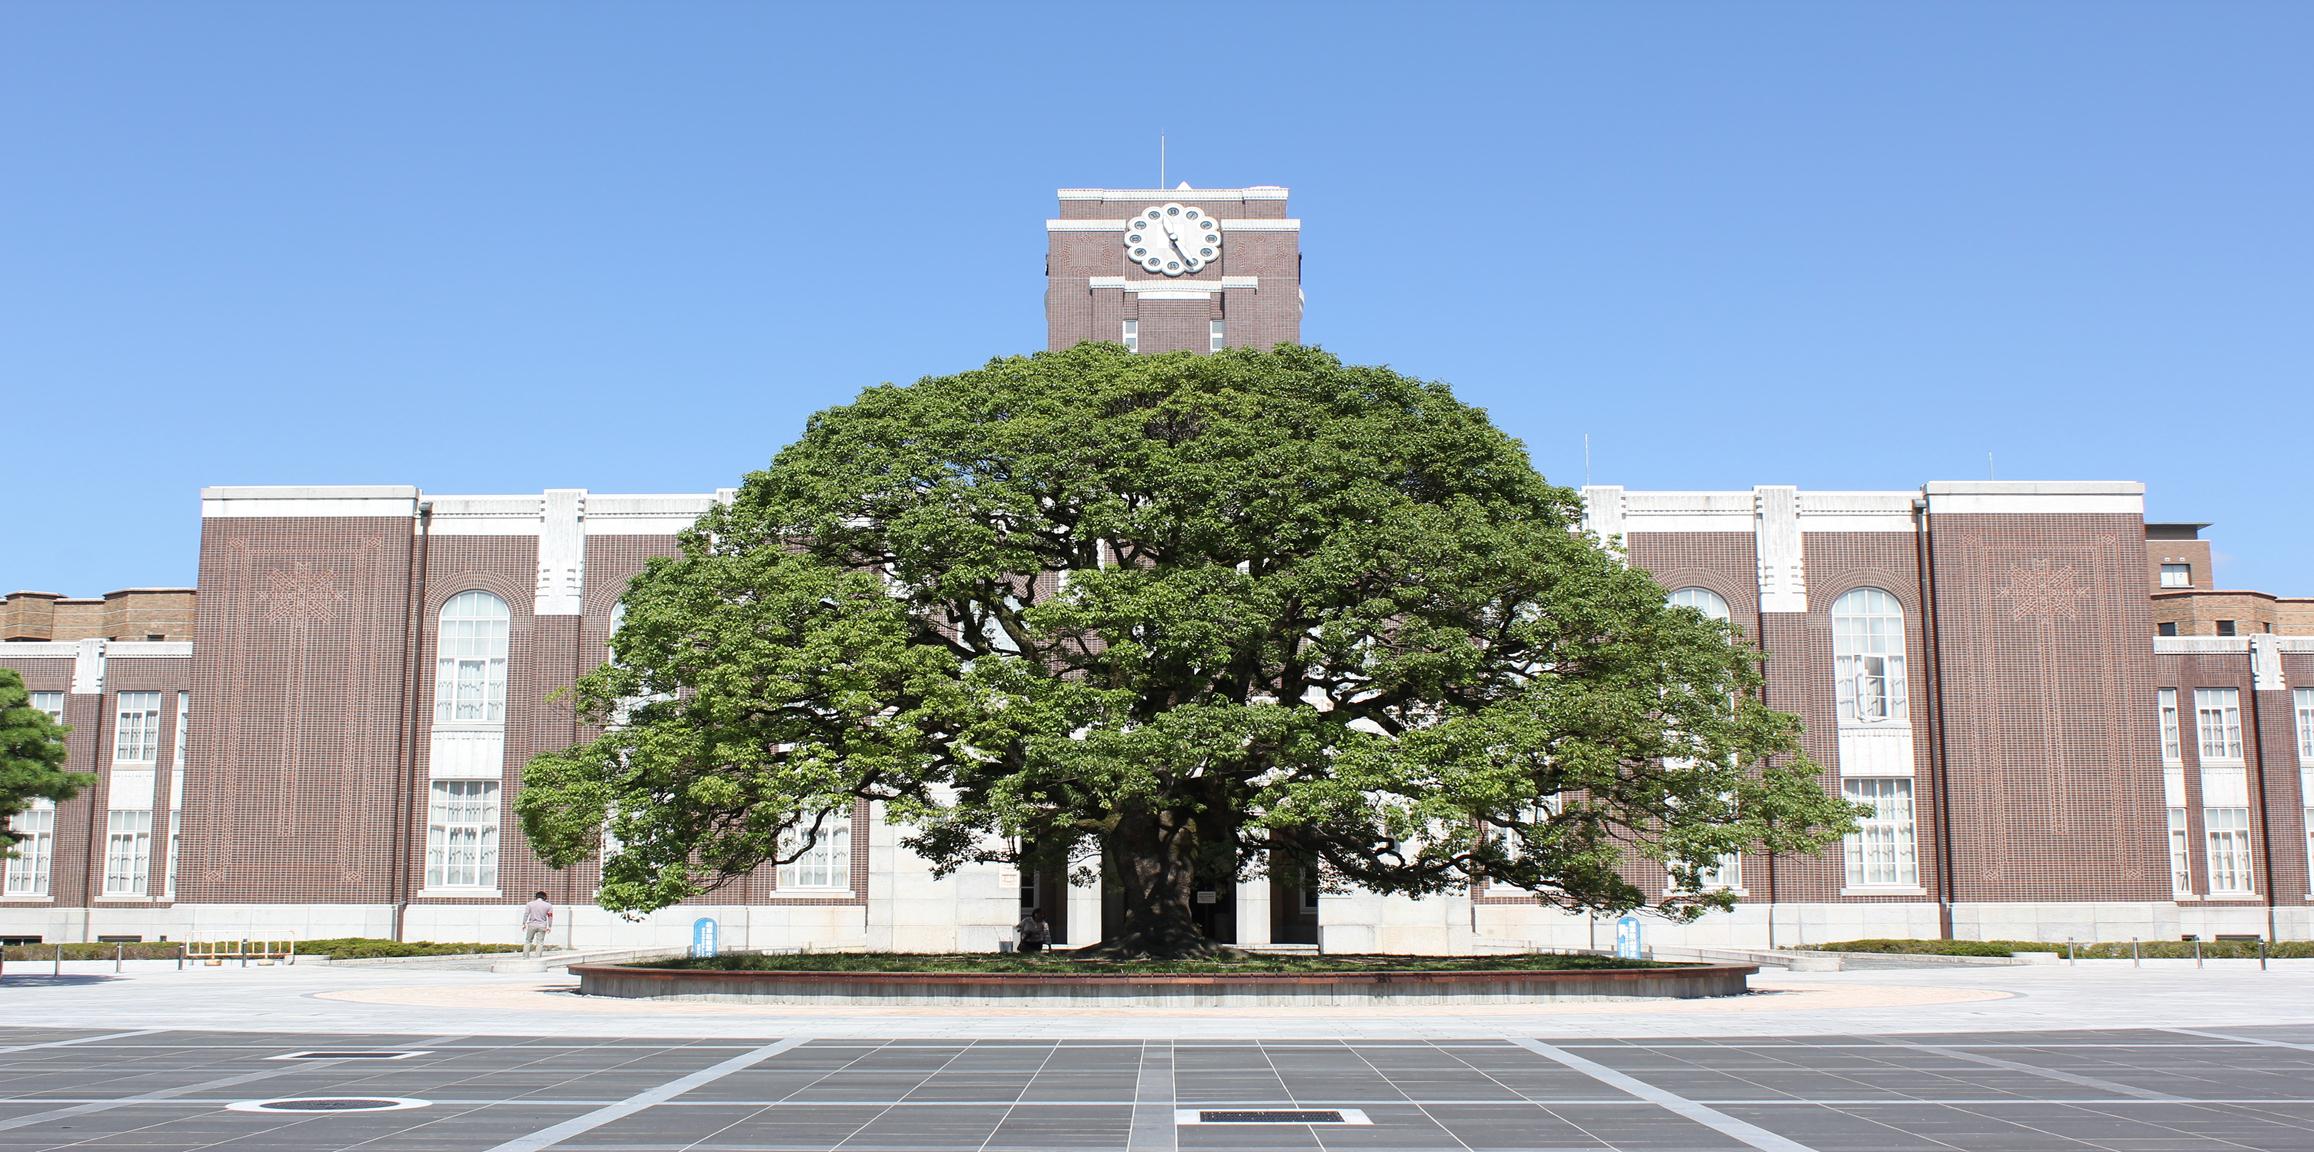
[5,1,2308,597]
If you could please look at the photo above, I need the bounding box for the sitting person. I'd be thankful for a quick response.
[1014,907,1051,954]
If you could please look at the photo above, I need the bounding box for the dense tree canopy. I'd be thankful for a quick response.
[1,668,84,847]
[518,344,1857,955]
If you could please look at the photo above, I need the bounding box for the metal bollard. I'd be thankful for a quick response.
[2067,940,2076,966]
[2132,938,2140,967]
[2194,939,2203,968]
[177,943,185,971]
[114,942,123,974]
[53,943,62,977]
[2260,940,2268,971]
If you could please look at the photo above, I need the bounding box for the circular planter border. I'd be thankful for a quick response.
[571,960,1757,1005]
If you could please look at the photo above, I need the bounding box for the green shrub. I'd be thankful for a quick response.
[648,951,1669,975]
[299,938,521,959]
[2,941,184,961]
[1809,938,2309,959]
[1,937,521,962]
[1808,938,2023,957]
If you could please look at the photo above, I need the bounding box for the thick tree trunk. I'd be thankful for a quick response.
[1094,806,1219,959]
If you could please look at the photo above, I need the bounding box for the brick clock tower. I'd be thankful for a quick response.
[1045,184,1301,354]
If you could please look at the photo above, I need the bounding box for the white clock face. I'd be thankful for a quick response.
[1124,203,1221,276]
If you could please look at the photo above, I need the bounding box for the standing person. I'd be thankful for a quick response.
[522,891,555,957]
[1014,907,1050,955]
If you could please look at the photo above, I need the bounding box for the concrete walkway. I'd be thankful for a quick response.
[9,957,2314,1040]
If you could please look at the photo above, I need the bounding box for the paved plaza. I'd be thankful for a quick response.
[7,962,2314,1150]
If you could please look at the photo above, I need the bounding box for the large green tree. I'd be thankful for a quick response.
[519,344,1857,956]
[1,668,84,848]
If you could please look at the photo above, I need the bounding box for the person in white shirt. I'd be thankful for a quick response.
[521,891,555,957]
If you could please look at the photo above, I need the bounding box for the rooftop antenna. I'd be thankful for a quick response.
[1987,451,1996,480]
[1583,433,1592,487]
[1159,133,1165,189]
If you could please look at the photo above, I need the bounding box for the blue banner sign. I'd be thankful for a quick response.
[691,917,719,959]
[1614,915,1642,960]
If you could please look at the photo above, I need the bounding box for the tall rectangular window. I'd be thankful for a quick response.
[1842,778,1918,887]
[2204,806,2254,896]
[2295,687,2314,765]
[2158,688,2182,766]
[1120,319,1139,353]
[29,691,65,722]
[777,812,852,890]
[166,693,188,899]
[3,803,55,897]
[1831,589,1909,726]
[2195,688,2243,763]
[2165,807,2193,897]
[103,809,152,897]
[2159,563,2191,588]
[113,692,163,763]
[1209,319,1226,352]
[425,780,500,890]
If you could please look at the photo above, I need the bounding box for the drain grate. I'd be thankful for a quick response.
[271,1050,430,1062]
[229,1097,431,1114]
[1176,1108,1372,1125]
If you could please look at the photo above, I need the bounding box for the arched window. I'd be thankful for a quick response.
[434,591,511,725]
[1667,587,1731,623]
[1831,587,1908,726]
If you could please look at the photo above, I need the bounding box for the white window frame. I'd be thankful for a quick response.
[2158,688,2182,766]
[166,692,187,899]
[777,810,852,891]
[1831,588,1909,727]
[1841,777,1919,889]
[2159,563,2191,589]
[434,591,511,727]
[2165,806,2193,897]
[102,808,153,898]
[4,802,55,898]
[1120,318,1139,353]
[1208,319,1225,352]
[30,691,65,723]
[113,691,163,764]
[1667,586,1732,623]
[2203,806,2254,896]
[2194,688,2244,765]
[2295,687,2313,766]
[424,779,501,892]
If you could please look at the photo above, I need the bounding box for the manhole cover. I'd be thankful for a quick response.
[270,1050,430,1061]
[1177,1108,1371,1125]
[228,1097,430,1114]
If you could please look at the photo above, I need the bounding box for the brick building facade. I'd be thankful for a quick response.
[5,185,2311,950]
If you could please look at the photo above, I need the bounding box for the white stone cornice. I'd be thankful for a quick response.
[1923,481,2145,516]
[2154,636,2251,655]
[106,642,192,659]
[1058,186,1288,201]
[1087,275,1259,292]
[0,642,77,660]
[1047,218,1299,232]
[201,486,419,519]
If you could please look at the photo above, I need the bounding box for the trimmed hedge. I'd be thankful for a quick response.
[299,938,522,959]
[3,941,184,961]
[1808,938,2060,957]
[650,951,1670,975]
[1811,938,2313,959]
[2,938,521,962]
